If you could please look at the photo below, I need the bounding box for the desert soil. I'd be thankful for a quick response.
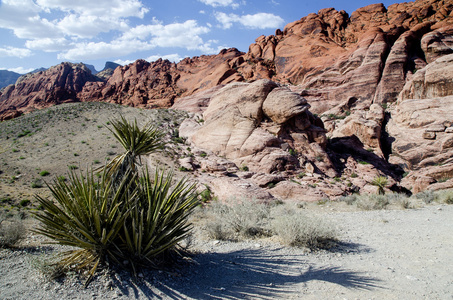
[1,203,452,300]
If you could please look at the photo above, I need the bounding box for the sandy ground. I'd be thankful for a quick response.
[1,203,452,299]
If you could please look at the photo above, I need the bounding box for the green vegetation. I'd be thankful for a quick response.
[19,199,30,207]
[39,170,50,176]
[33,116,198,286]
[371,175,388,195]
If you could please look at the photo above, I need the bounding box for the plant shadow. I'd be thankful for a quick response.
[113,245,383,299]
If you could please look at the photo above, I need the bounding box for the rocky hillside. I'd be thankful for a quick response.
[0,0,453,195]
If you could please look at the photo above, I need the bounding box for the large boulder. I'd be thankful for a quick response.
[186,79,334,176]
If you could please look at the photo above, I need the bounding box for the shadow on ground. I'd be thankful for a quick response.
[113,245,383,299]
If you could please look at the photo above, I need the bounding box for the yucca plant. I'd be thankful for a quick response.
[120,169,198,275]
[33,170,136,286]
[33,116,199,286]
[103,115,165,181]
[370,175,388,195]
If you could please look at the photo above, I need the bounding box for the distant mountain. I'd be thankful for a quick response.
[96,61,122,80]
[102,61,121,72]
[0,70,21,89]
[31,67,47,73]
[84,64,98,75]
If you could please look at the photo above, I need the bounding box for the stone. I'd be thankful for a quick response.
[423,131,436,140]
[262,87,309,124]
[305,162,315,174]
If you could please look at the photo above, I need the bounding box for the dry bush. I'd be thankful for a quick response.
[29,254,66,281]
[0,218,26,248]
[270,207,337,250]
[414,190,437,204]
[434,189,453,204]
[199,201,338,250]
[202,200,271,240]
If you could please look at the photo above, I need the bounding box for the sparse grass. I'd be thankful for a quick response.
[30,254,66,281]
[271,210,337,249]
[198,201,338,250]
[415,190,436,204]
[31,179,43,188]
[202,200,271,240]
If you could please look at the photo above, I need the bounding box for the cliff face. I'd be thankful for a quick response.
[0,63,102,120]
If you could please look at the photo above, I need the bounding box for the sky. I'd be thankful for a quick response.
[0,0,400,74]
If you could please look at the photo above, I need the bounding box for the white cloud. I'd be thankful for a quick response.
[0,0,60,39]
[58,19,214,60]
[58,39,153,60]
[146,54,183,63]
[215,12,284,29]
[58,15,129,38]
[36,0,148,18]
[0,0,148,41]
[25,38,72,52]
[198,0,241,8]
[114,54,183,66]
[114,59,135,66]
[0,47,33,58]
[2,67,35,74]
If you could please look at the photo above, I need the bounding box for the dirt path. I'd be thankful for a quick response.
[1,204,452,299]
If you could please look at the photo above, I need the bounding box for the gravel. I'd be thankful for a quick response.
[1,204,452,299]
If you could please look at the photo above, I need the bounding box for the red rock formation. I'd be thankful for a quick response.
[2,0,453,121]
[0,63,101,121]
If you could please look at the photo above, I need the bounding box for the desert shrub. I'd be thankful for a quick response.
[204,201,271,240]
[356,194,390,210]
[0,218,26,248]
[415,190,437,204]
[338,194,358,205]
[271,211,337,250]
[434,189,453,204]
[199,186,214,203]
[31,179,43,188]
[39,170,50,176]
[19,199,30,207]
[34,171,135,285]
[30,254,66,281]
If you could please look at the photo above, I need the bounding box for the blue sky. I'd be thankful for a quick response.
[0,0,400,73]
